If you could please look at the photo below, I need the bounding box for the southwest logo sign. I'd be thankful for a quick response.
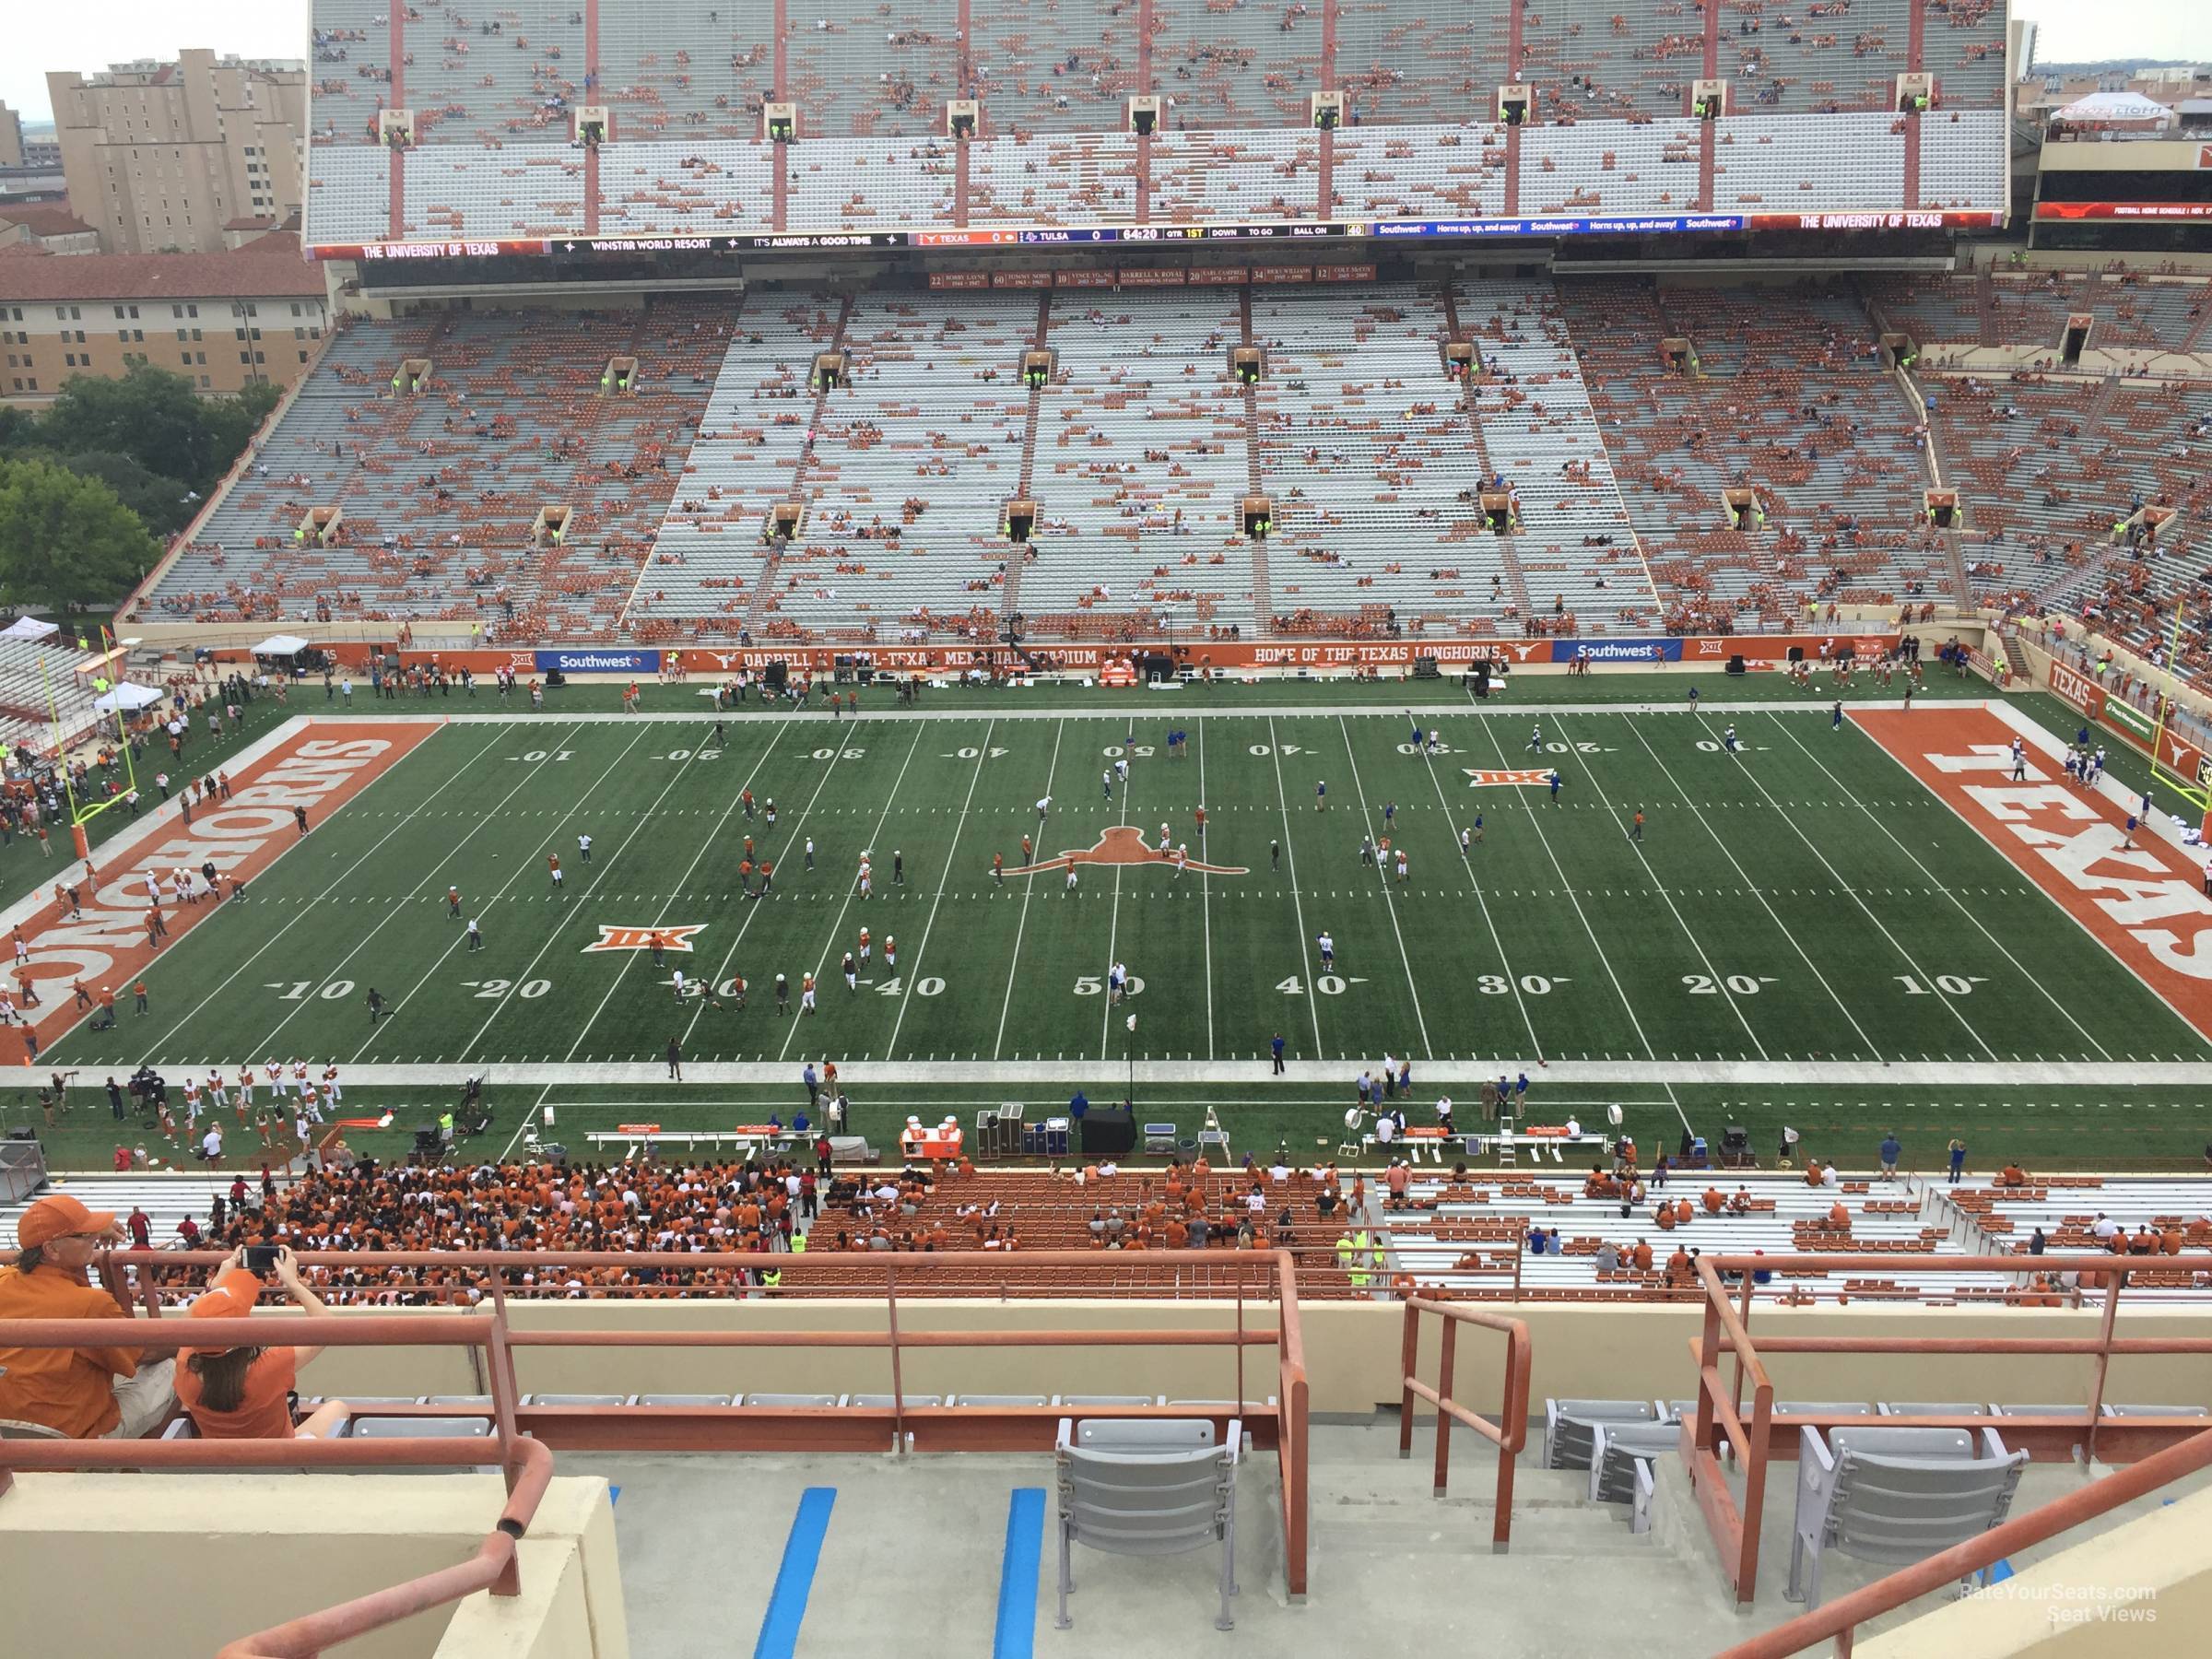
[1464,769,1555,787]
[583,924,706,953]
[1002,826,1248,877]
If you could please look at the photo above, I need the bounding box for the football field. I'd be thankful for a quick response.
[37,697,2212,1089]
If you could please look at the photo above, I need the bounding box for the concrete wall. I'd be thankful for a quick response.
[276,1298,2212,1418]
[1864,1483,2212,1657]
[0,1473,624,1659]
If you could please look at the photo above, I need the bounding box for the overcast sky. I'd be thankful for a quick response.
[3,0,2204,124]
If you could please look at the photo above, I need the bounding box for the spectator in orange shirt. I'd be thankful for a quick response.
[0,1194,174,1438]
[177,1247,352,1441]
[2000,1163,2027,1188]
[1827,1199,1851,1230]
[1631,1239,1653,1272]
[1664,1246,1693,1288]
[1701,1185,1725,1215]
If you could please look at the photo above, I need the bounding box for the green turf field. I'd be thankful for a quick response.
[41,694,2207,1083]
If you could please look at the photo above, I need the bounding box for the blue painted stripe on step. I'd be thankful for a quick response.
[755,1487,837,1659]
[994,1488,1047,1659]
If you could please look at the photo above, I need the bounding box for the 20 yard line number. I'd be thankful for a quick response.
[464,979,552,1000]
[1685,973,1779,995]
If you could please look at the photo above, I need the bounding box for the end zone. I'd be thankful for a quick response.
[10,720,438,1059]
[1853,705,2212,1041]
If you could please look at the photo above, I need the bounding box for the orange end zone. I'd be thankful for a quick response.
[1854,706,2212,1042]
[9,721,438,1063]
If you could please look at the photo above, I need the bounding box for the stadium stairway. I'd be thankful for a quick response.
[999,291,1053,633]
[741,293,856,639]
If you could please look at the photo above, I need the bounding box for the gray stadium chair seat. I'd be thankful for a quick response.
[1588,1420,1683,1535]
[739,1394,842,1407]
[1055,1417,1241,1632]
[949,1394,1049,1407]
[846,1394,943,1408]
[1056,1394,1166,1408]
[1788,1426,2027,1607]
[524,1394,635,1406]
[349,1416,494,1438]
[2100,1404,2211,1418]
[634,1394,735,1406]
[1881,1403,1997,1417]
[1544,1399,1658,1470]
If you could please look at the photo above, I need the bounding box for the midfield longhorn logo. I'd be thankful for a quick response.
[583,924,707,953]
[1002,826,1248,877]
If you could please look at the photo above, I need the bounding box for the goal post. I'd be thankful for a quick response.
[44,624,143,846]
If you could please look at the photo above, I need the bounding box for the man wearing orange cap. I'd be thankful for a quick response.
[0,1194,175,1438]
[175,1247,349,1440]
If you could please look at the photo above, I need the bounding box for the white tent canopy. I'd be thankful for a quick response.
[0,616,60,642]
[251,634,313,657]
[2052,91,2174,126]
[91,683,165,714]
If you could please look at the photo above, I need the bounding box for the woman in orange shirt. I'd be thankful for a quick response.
[177,1248,351,1440]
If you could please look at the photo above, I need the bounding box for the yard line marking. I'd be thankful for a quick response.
[1770,712,2114,1063]
[1097,719,1137,1062]
[1472,714,1679,1124]
[776,722,929,1064]
[1265,717,1324,1059]
[525,724,789,1063]
[993,719,1066,1060]
[1688,711,1997,1061]
[679,724,868,1053]
[887,720,996,1060]
[1335,714,1431,1056]
[170,1056,2212,1088]
[1413,731,1543,1064]
[1197,718,1216,1059]
[340,730,659,1065]
[133,723,512,1060]
[1603,714,1877,1061]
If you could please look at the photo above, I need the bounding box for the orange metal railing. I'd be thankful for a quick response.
[1396,1296,1533,1551]
[1680,1251,2212,1614]
[2,1245,1312,1642]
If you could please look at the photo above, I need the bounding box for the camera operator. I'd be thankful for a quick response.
[175,1246,351,1439]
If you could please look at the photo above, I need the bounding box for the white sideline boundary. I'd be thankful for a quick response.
[251,698,1936,726]
[99,1058,2212,1088]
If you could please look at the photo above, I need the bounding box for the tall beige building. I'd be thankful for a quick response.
[0,100,26,169]
[48,50,307,254]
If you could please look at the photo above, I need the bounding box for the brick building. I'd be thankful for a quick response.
[0,233,327,404]
[47,50,306,254]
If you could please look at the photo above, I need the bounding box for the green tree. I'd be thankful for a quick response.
[35,449,200,537]
[0,456,161,614]
[0,405,38,456]
[201,379,285,477]
[36,363,218,491]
